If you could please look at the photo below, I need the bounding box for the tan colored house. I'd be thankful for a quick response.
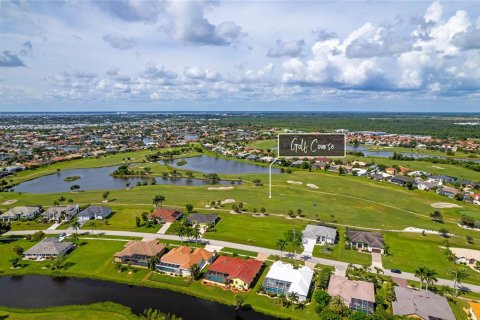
[156,246,214,277]
[114,240,165,268]
[327,275,375,314]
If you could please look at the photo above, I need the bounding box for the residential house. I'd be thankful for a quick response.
[327,275,375,314]
[415,180,440,191]
[262,261,314,301]
[24,237,74,260]
[430,175,458,184]
[436,186,461,198]
[302,225,337,245]
[389,175,411,186]
[450,247,480,266]
[77,206,112,221]
[346,230,385,254]
[204,256,263,290]
[351,168,367,176]
[385,167,396,175]
[149,208,183,223]
[157,246,214,277]
[290,160,306,168]
[0,206,41,222]
[187,213,218,226]
[392,287,455,320]
[114,240,165,268]
[464,193,480,205]
[41,205,79,221]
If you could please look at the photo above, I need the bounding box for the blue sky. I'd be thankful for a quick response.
[0,0,479,112]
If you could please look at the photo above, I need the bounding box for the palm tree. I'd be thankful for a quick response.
[189,263,201,280]
[425,268,438,290]
[177,224,185,243]
[153,194,166,207]
[192,224,201,243]
[288,291,298,304]
[71,220,81,235]
[414,266,428,290]
[276,239,287,260]
[328,295,348,316]
[452,269,468,295]
[233,294,244,311]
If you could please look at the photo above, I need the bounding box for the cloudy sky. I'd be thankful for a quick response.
[1,0,479,112]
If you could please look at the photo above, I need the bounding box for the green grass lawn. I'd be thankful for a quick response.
[312,227,372,265]
[0,303,136,320]
[383,232,480,285]
[204,212,307,250]
[9,221,54,231]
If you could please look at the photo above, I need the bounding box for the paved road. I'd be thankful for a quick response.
[5,229,480,294]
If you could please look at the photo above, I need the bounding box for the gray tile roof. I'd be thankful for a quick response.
[187,213,218,225]
[24,237,73,256]
[78,206,111,218]
[346,230,385,248]
[392,287,455,320]
[303,225,337,240]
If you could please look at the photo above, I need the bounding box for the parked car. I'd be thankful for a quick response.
[391,268,402,274]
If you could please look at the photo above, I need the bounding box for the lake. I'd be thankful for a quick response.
[169,155,280,174]
[13,166,230,194]
[0,275,276,320]
[347,146,480,163]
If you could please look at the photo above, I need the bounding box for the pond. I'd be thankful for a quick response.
[169,155,280,174]
[347,146,480,163]
[13,166,230,194]
[0,275,276,320]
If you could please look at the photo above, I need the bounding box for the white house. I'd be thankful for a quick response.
[0,206,41,222]
[302,225,337,245]
[262,261,314,302]
[41,205,79,221]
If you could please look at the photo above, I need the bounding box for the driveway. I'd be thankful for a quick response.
[371,252,382,269]
[157,222,172,234]
[301,238,316,257]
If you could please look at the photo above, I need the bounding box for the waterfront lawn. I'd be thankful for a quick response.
[147,272,192,287]
[382,232,480,285]
[312,227,372,265]
[0,303,136,320]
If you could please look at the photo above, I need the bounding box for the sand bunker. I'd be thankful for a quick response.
[287,180,303,185]
[431,202,461,208]
[221,199,236,204]
[208,186,234,190]
[432,166,444,170]
[307,184,319,189]
[1,199,17,205]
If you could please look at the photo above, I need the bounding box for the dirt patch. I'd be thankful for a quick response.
[307,183,319,189]
[208,186,234,190]
[431,202,461,208]
[287,180,303,185]
[221,198,236,204]
[1,199,17,205]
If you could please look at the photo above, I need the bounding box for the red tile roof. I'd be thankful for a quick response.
[149,208,183,222]
[208,256,262,285]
